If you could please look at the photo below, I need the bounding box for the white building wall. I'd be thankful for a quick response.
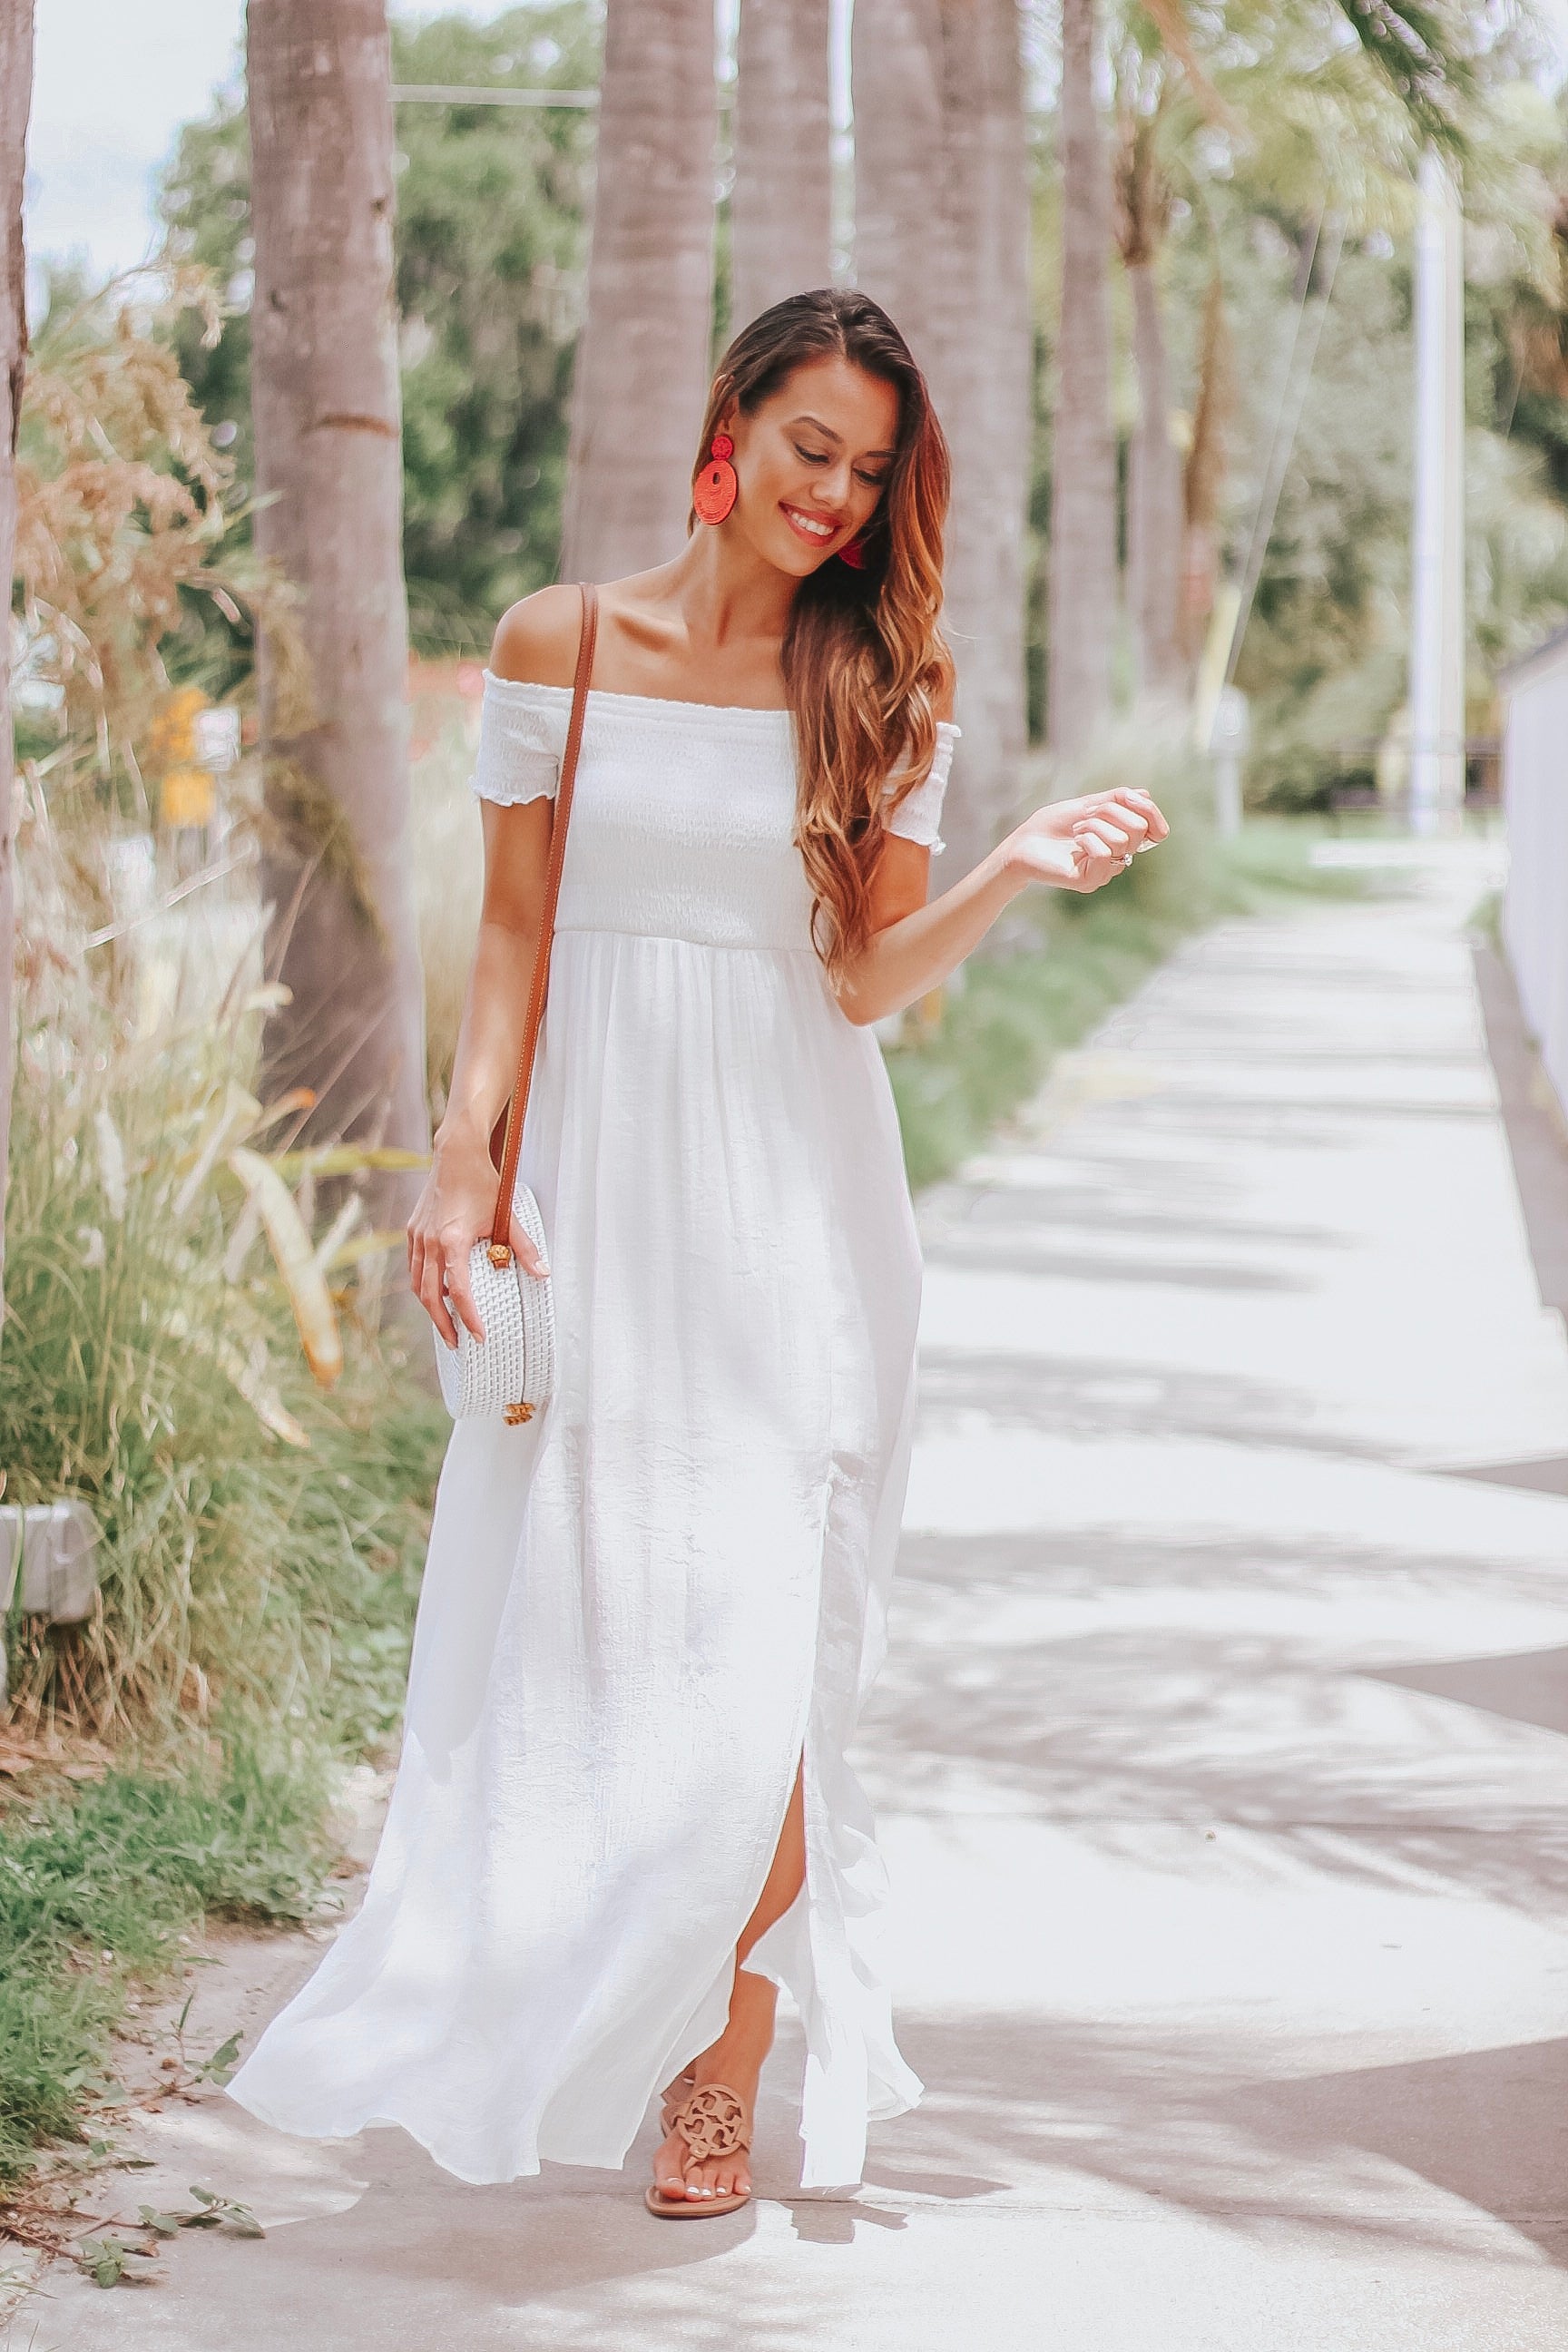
[1502,650,1568,1123]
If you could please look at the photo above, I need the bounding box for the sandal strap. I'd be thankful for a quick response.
[669,2081,750,2162]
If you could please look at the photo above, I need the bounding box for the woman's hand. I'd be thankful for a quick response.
[406,1116,550,1350]
[1003,786,1169,895]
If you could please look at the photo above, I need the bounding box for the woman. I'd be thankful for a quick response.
[225,289,1166,2218]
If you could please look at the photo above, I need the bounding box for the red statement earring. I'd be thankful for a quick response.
[838,530,868,570]
[693,432,738,525]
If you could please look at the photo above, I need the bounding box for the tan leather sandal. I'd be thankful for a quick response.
[659,2067,695,2133]
[645,2081,752,2219]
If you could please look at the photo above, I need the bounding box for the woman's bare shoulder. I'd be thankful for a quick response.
[489,584,589,688]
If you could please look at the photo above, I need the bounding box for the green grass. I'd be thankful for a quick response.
[0,1360,443,2191]
[0,1737,341,2187]
[1468,880,1504,953]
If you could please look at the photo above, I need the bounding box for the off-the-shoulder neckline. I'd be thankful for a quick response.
[481,668,960,734]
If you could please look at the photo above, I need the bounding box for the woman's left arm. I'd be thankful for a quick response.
[833,783,1171,1028]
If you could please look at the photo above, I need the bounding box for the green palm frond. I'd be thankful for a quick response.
[1333,1,1474,152]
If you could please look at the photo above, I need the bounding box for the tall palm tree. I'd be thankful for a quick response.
[851,0,945,371]
[1047,0,1118,759]
[0,0,32,1289]
[1180,268,1235,665]
[732,0,833,331]
[1115,80,1186,694]
[854,0,1030,876]
[561,0,719,579]
[247,0,427,1212]
[935,0,1032,865]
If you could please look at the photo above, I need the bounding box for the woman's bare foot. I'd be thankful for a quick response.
[652,1759,804,2209]
[652,1967,777,2205]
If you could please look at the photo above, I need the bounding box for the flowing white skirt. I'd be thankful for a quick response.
[225,930,926,2187]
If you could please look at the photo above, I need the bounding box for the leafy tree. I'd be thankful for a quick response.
[390,5,598,643]
[1217,37,1568,803]
[1226,236,1419,806]
[161,4,598,652]
[1459,79,1568,669]
[1028,7,1568,806]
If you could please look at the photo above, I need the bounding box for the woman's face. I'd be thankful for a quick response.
[721,354,901,579]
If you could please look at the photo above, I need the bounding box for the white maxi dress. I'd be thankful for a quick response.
[225,678,958,2190]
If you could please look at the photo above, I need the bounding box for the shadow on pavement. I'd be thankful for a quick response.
[884,2014,1568,2268]
[861,1527,1568,1916]
[1368,1647,1568,1740]
[1445,1455,1568,1499]
[917,1347,1394,1462]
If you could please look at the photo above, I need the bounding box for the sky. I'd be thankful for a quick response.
[29,0,246,288]
[25,0,1568,296]
[24,0,493,294]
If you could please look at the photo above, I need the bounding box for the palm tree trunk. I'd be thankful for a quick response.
[0,0,32,1296]
[1181,267,1233,662]
[1126,256,1185,694]
[1047,0,1116,757]
[247,0,427,1218]
[561,0,718,581]
[854,0,1029,878]
[732,0,833,331]
[933,0,1031,873]
[851,0,945,374]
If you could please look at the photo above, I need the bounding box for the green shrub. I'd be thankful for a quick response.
[1,804,446,1757]
[0,810,447,2191]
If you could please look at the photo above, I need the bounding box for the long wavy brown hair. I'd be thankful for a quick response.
[690,289,954,980]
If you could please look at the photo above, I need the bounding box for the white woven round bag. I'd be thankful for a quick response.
[430,583,596,1427]
[433,1181,556,1423]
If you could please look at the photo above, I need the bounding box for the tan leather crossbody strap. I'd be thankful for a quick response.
[488,582,599,1257]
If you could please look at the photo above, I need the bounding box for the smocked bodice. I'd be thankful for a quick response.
[471,678,958,955]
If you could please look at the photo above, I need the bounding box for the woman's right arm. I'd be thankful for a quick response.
[407,797,554,1348]
[407,585,584,1347]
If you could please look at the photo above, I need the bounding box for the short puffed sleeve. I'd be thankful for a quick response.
[469,671,569,807]
[883,720,960,852]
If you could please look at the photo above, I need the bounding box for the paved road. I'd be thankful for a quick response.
[32,843,1568,2349]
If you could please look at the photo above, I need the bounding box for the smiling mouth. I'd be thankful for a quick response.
[779,502,840,545]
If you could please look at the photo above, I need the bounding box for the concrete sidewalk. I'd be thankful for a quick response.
[30,843,1568,2349]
